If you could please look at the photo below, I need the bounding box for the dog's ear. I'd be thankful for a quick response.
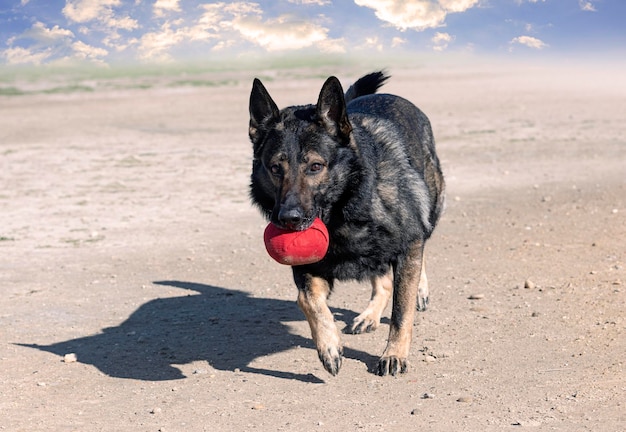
[249,78,279,145]
[316,76,352,143]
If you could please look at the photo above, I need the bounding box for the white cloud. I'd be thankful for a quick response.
[439,0,480,13]
[72,40,109,59]
[197,2,333,53]
[211,39,237,52]
[391,36,407,48]
[138,3,264,61]
[3,22,75,64]
[61,0,137,58]
[359,36,384,52]
[579,1,596,12]
[316,38,346,53]
[355,0,446,31]
[2,46,52,65]
[138,23,192,61]
[63,0,121,23]
[103,33,139,52]
[137,16,229,61]
[5,20,116,65]
[287,0,331,5]
[432,31,454,51]
[106,15,139,31]
[154,0,182,17]
[231,14,329,51]
[354,0,479,31]
[8,0,545,65]
[510,35,548,49]
[63,0,137,32]
[20,21,75,43]
[198,2,263,29]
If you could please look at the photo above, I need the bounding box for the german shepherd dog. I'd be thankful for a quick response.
[248,71,445,376]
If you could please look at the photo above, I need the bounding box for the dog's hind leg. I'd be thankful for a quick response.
[378,240,424,376]
[417,252,429,311]
[294,273,343,376]
[350,268,393,334]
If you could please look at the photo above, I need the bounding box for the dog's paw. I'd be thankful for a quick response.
[317,345,343,376]
[349,314,380,334]
[377,355,408,376]
[417,294,429,312]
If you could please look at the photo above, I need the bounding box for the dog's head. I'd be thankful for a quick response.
[248,76,356,231]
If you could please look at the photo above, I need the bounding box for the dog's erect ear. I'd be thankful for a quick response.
[316,76,352,143]
[249,78,279,145]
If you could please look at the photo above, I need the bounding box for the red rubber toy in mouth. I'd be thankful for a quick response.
[263,218,329,266]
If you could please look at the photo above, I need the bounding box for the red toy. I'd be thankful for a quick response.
[264,218,329,266]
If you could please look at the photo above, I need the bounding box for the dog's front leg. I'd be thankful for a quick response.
[294,271,342,376]
[378,240,424,376]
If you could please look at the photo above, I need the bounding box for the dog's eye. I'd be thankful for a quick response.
[309,163,324,173]
[270,164,281,176]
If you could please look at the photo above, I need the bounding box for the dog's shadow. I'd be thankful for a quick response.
[19,281,377,383]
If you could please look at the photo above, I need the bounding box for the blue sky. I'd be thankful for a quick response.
[0,0,624,66]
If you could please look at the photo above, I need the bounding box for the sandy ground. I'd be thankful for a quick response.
[1,59,624,431]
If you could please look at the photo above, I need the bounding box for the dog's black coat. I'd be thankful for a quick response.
[250,72,444,282]
[248,72,445,376]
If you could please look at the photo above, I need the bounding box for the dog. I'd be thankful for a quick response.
[248,71,445,376]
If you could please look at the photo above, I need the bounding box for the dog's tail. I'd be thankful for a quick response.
[344,71,390,104]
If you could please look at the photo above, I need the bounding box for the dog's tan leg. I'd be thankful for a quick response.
[350,268,393,334]
[417,252,429,311]
[296,274,342,376]
[378,241,424,376]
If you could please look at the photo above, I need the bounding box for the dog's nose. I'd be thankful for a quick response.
[278,208,304,229]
